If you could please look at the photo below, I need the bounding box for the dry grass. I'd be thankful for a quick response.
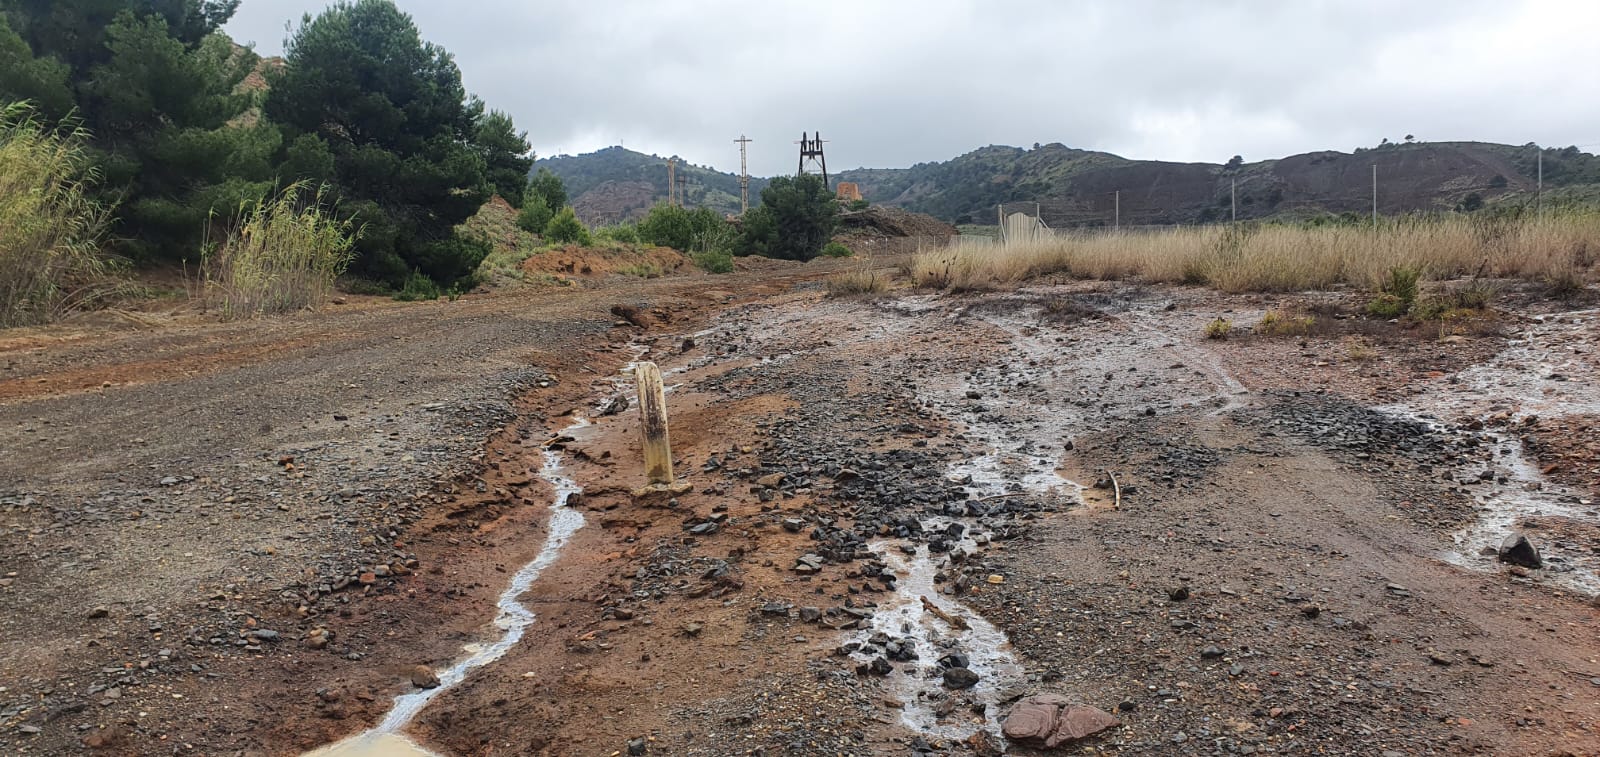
[203,182,356,319]
[0,103,118,327]
[826,260,889,297]
[911,214,1600,294]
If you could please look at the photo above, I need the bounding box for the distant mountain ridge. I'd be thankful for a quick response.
[535,146,768,225]
[538,141,1600,227]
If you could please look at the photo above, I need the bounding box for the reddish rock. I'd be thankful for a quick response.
[1002,694,1118,748]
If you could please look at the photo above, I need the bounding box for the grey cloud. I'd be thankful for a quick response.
[227,0,1600,176]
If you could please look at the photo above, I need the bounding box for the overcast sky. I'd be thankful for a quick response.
[226,0,1600,177]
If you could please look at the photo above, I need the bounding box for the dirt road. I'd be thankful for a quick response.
[3,271,1598,756]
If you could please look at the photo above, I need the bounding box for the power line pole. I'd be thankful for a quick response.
[734,135,752,215]
[1114,190,1120,230]
[1371,164,1378,228]
[666,158,677,208]
[1230,179,1237,222]
[1536,149,1543,216]
[676,174,689,208]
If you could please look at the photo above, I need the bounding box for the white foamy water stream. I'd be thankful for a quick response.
[1377,309,1600,594]
[849,536,1025,743]
[304,420,590,757]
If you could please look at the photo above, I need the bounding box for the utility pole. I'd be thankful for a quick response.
[1230,179,1237,222]
[734,135,752,214]
[666,158,678,207]
[1114,190,1120,230]
[676,174,689,208]
[1536,149,1543,216]
[1371,164,1378,228]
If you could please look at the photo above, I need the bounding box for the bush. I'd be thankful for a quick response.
[517,200,553,234]
[637,203,725,251]
[848,199,869,211]
[0,102,116,326]
[1203,318,1232,339]
[1365,294,1408,318]
[693,248,733,273]
[202,181,355,319]
[1378,265,1422,305]
[394,269,442,301]
[821,241,853,258]
[544,206,591,245]
[596,223,640,244]
[689,222,737,274]
[1366,265,1423,319]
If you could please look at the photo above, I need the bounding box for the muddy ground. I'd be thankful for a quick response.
[2,270,1598,757]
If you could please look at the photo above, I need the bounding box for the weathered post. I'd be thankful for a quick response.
[634,361,675,486]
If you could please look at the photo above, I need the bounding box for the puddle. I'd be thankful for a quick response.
[303,419,589,757]
[849,537,1024,743]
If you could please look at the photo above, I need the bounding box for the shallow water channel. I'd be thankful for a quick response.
[303,420,590,757]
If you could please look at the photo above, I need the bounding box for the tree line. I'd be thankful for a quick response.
[0,0,532,289]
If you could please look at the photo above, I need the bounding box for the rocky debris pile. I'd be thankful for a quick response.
[834,205,958,243]
[1001,695,1118,748]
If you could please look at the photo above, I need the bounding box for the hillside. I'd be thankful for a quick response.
[837,140,1600,227]
[542,141,1600,228]
[535,146,769,225]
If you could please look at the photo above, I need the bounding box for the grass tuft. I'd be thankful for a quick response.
[0,102,118,326]
[202,181,356,318]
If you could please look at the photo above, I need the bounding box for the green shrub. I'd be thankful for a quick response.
[689,221,737,274]
[1365,265,1423,319]
[1366,294,1407,318]
[636,203,726,251]
[1203,317,1232,339]
[1379,265,1422,305]
[847,199,869,212]
[394,269,442,301]
[517,200,553,234]
[544,206,592,245]
[596,223,640,244]
[0,102,117,326]
[202,181,356,319]
[821,241,853,258]
[693,248,733,273]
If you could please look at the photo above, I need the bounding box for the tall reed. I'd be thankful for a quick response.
[203,181,357,319]
[0,102,115,327]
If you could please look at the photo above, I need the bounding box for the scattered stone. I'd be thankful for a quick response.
[1200,645,1226,659]
[1167,586,1190,602]
[626,736,648,755]
[1497,532,1543,569]
[410,665,441,689]
[87,606,109,619]
[943,667,980,689]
